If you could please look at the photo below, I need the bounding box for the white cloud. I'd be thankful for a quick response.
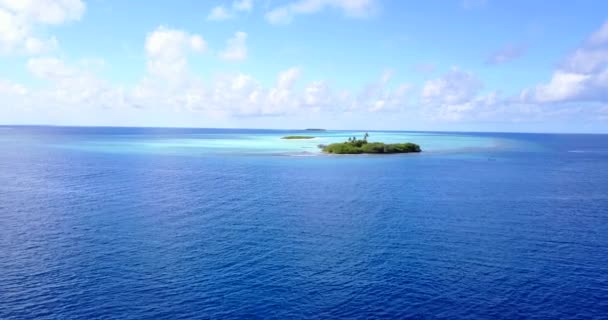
[20,57,132,114]
[263,67,301,112]
[265,0,377,25]
[561,21,608,74]
[27,56,78,79]
[3,10,608,131]
[0,0,85,24]
[265,7,293,24]
[24,36,58,54]
[265,7,291,24]
[303,81,331,111]
[276,67,300,88]
[190,36,206,52]
[0,78,26,95]
[5,51,603,128]
[9,22,607,128]
[219,31,247,62]
[562,47,608,74]
[207,6,232,21]
[131,66,304,117]
[135,66,411,117]
[522,20,608,104]
[343,70,412,113]
[523,71,589,103]
[207,1,253,22]
[0,0,84,54]
[145,26,207,81]
[421,68,488,121]
[422,68,481,105]
[589,21,608,46]
[4,49,416,123]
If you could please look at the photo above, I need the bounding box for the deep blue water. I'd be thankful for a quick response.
[1,126,607,319]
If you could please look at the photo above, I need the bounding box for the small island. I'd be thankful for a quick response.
[320,133,421,154]
[305,128,326,131]
[281,135,316,139]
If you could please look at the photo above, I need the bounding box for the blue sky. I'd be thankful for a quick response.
[1,0,608,132]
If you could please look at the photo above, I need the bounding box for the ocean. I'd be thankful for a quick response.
[1,126,607,319]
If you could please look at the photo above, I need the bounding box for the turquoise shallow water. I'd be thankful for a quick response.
[1,126,607,319]
[44,129,503,155]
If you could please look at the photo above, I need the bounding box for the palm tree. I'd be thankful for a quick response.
[364,132,369,141]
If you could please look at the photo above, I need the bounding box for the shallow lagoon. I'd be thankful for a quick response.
[45,129,505,155]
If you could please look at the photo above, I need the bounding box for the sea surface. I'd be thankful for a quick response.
[1,126,607,319]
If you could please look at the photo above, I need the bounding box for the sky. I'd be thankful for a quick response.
[1,0,608,132]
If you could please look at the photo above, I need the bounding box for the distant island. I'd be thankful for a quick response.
[319,133,421,154]
[282,136,316,139]
[305,128,326,131]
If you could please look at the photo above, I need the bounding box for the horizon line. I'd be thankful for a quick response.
[1,124,607,135]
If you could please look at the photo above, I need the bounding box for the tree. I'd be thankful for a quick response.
[364,132,369,141]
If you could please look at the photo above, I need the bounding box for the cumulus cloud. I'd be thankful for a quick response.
[4,27,306,119]
[11,20,608,128]
[522,21,608,103]
[265,0,377,25]
[219,31,247,61]
[27,56,78,79]
[1,8,426,125]
[4,51,415,123]
[21,57,131,112]
[302,81,332,111]
[207,1,253,22]
[144,26,207,81]
[485,44,526,65]
[5,52,309,118]
[561,22,608,74]
[160,66,324,116]
[523,71,590,103]
[0,78,26,95]
[0,0,85,54]
[0,0,85,24]
[131,66,305,116]
[5,52,603,127]
[422,68,482,105]
[0,78,30,121]
[412,63,608,124]
[24,36,58,54]
[346,70,412,112]
[174,68,411,116]
[421,68,488,121]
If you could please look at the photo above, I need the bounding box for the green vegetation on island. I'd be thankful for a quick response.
[320,133,421,154]
[305,128,326,131]
[281,135,316,139]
